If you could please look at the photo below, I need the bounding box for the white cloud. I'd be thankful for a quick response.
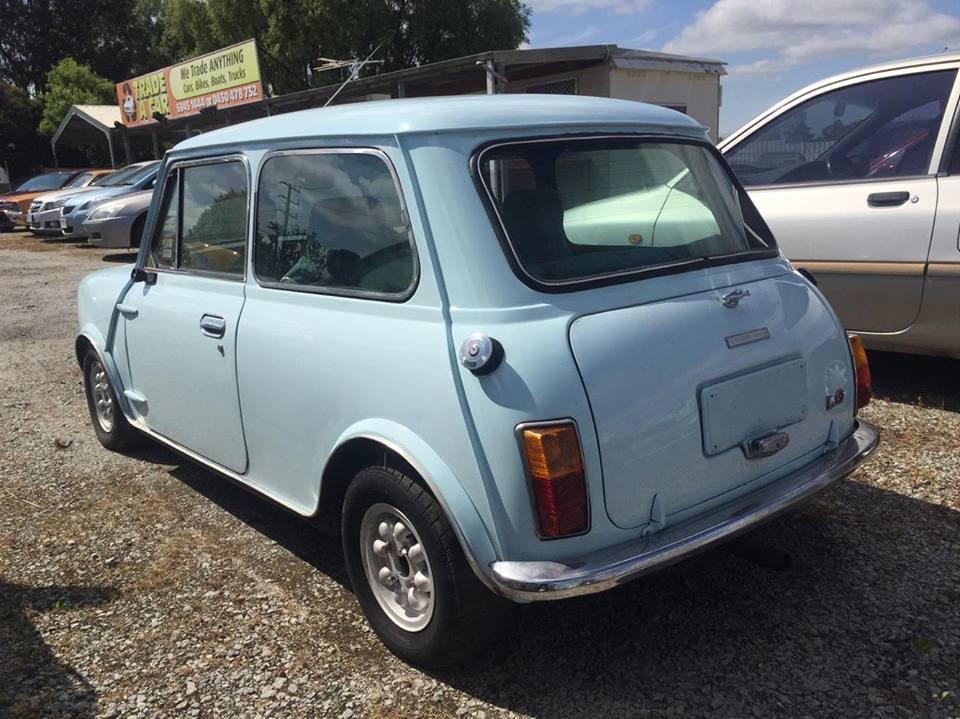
[552,25,603,44]
[663,0,960,76]
[526,0,651,14]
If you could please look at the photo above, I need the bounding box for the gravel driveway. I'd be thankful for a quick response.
[1,231,957,719]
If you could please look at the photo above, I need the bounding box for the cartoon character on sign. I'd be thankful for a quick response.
[121,83,135,122]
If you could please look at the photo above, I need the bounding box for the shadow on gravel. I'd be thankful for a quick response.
[131,443,351,590]
[0,582,117,718]
[429,480,960,718]
[101,252,138,264]
[869,350,960,413]
[123,443,960,717]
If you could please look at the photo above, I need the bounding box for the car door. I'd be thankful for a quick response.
[120,157,250,473]
[722,65,960,334]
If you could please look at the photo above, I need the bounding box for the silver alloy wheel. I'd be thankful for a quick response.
[359,502,435,632]
[89,360,114,433]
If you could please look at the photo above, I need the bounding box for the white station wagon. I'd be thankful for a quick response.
[721,53,960,358]
[77,96,879,666]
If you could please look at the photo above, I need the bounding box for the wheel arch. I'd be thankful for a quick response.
[76,328,136,417]
[319,421,501,593]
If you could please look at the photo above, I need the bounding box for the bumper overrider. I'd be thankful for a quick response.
[490,419,880,601]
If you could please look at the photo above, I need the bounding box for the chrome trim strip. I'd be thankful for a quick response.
[489,420,880,601]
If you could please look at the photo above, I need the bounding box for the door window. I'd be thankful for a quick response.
[254,151,415,298]
[146,160,248,277]
[149,172,179,269]
[726,70,956,186]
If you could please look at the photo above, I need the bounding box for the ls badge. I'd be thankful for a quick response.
[725,327,770,349]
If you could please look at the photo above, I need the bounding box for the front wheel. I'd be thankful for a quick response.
[82,349,143,452]
[342,466,512,667]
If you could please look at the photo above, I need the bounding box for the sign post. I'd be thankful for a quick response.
[116,39,263,127]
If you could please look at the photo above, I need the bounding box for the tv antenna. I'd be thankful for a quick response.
[316,45,384,107]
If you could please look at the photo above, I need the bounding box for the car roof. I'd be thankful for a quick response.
[174,95,706,153]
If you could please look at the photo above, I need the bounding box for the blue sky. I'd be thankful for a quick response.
[524,0,960,136]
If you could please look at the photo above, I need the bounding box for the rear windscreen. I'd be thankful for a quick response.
[477,138,774,286]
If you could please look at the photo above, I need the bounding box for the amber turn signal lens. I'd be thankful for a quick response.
[848,334,872,412]
[520,423,588,538]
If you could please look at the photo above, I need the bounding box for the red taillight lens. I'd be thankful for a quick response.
[520,423,588,538]
[848,334,872,411]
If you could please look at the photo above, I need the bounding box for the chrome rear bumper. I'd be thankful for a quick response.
[490,420,879,601]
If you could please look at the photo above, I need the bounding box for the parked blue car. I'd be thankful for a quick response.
[76,95,879,667]
[60,161,160,239]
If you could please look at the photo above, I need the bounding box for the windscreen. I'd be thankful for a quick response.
[15,172,73,191]
[115,162,158,186]
[65,172,94,188]
[97,164,146,187]
[478,138,773,285]
[89,172,114,186]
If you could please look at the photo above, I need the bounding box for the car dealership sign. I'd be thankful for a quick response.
[116,39,263,127]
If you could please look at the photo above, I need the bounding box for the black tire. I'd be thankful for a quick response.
[130,214,146,249]
[342,466,513,667]
[82,349,143,452]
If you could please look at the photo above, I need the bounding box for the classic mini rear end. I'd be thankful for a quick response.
[437,128,879,605]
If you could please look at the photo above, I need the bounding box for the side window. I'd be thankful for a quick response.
[254,151,415,297]
[180,162,248,276]
[726,70,956,186]
[146,160,248,276]
[148,172,179,269]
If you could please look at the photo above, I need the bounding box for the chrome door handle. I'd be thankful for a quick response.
[116,303,138,318]
[200,314,226,338]
[867,191,909,207]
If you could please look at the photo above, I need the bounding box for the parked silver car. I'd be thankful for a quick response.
[82,189,153,249]
[720,53,960,358]
[28,169,115,235]
[60,162,159,240]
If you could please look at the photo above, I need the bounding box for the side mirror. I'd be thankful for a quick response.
[130,266,157,285]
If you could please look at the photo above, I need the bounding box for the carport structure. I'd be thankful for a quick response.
[51,105,123,167]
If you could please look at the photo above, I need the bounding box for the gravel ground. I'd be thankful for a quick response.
[0,229,958,719]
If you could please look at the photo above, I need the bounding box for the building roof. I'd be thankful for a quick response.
[175,94,706,151]
[52,105,121,143]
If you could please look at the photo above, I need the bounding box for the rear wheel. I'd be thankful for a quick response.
[342,466,512,667]
[82,349,142,451]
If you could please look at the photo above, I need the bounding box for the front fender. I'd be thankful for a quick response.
[76,264,135,415]
[327,419,501,591]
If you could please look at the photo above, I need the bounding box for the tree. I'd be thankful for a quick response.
[0,82,47,177]
[330,0,531,74]
[158,0,531,95]
[38,59,115,136]
[0,0,163,93]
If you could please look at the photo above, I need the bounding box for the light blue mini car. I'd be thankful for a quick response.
[76,95,879,667]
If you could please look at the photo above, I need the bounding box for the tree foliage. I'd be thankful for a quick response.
[0,82,45,166]
[0,0,161,92]
[153,0,531,94]
[38,59,116,136]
